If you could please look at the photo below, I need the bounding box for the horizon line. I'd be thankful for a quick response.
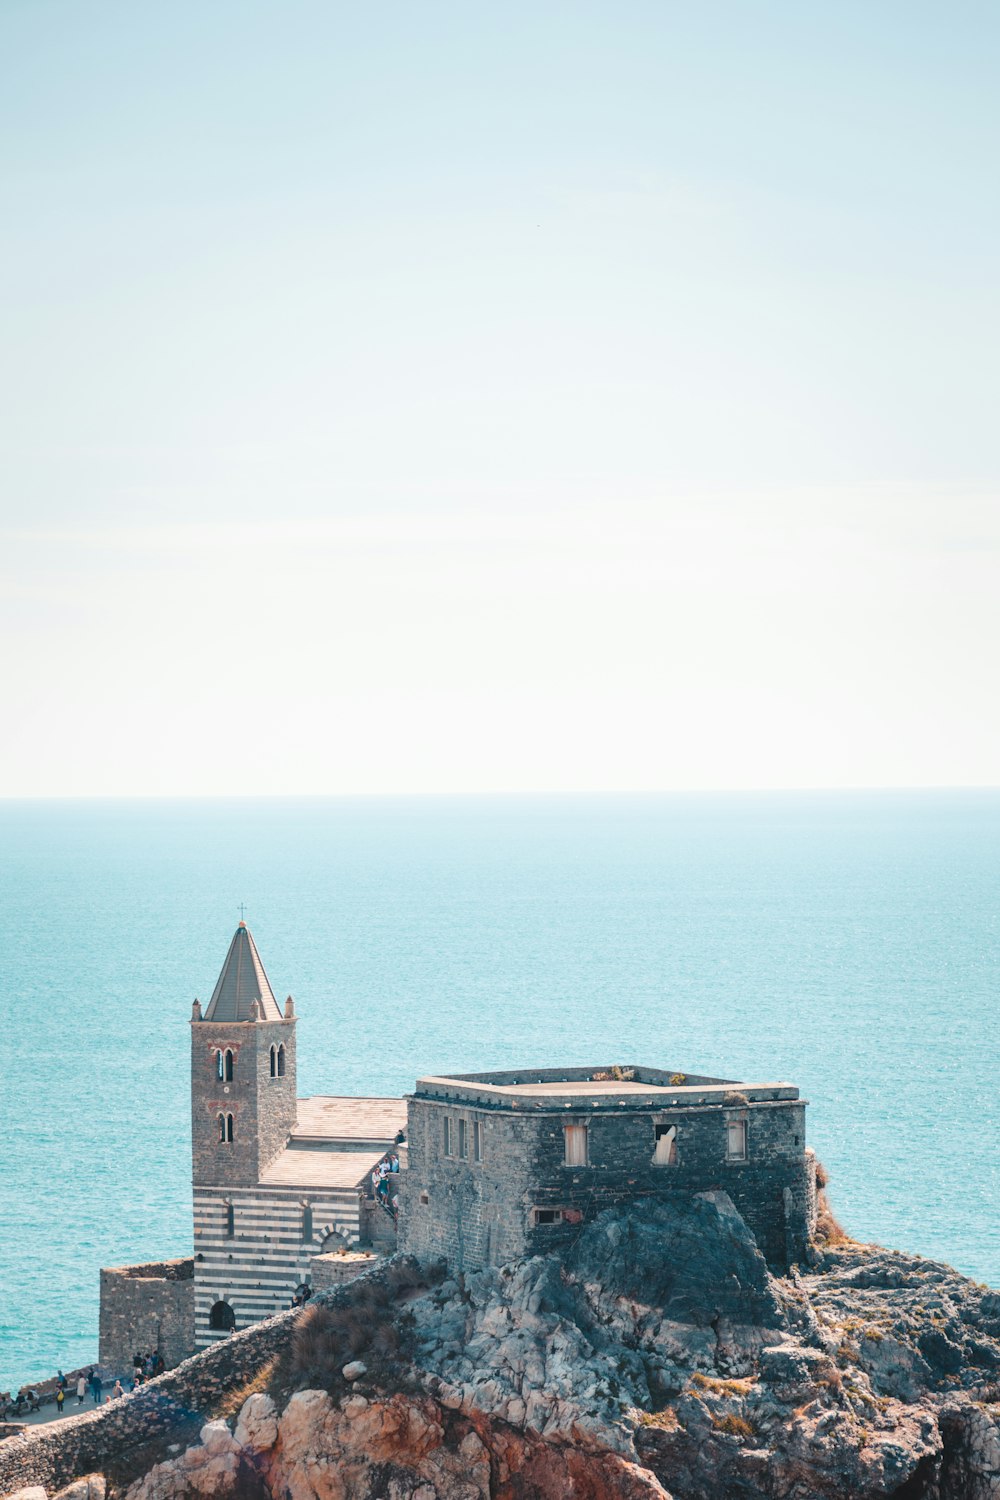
[1,783,999,805]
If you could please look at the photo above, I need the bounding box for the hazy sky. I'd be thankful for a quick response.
[2,2,998,796]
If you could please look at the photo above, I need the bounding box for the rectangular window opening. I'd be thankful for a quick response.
[727,1119,747,1161]
[534,1208,564,1226]
[653,1123,677,1165]
[443,1117,453,1156]
[473,1120,483,1163]
[458,1119,468,1159]
[564,1124,588,1167]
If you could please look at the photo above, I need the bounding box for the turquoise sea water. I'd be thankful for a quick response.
[0,792,997,1391]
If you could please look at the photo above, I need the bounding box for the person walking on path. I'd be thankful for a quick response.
[56,1388,65,1415]
[76,1375,86,1405]
[89,1369,102,1406]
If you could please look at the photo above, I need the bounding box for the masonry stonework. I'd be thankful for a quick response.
[190,1017,298,1190]
[98,919,819,1409]
[399,1066,816,1273]
[98,1259,195,1376]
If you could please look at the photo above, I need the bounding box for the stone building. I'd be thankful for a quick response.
[399,1065,816,1272]
[189,922,405,1346]
[99,922,817,1371]
[98,1258,194,1374]
[99,922,404,1369]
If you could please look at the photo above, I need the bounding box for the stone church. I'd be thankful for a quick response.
[99,919,816,1374]
[100,922,404,1370]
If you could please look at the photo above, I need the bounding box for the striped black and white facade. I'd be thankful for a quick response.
[189,922,405,1348]
[193,1180,364,1344]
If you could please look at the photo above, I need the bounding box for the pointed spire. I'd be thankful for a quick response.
[202,922,282,1023]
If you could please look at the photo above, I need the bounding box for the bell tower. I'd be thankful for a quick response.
[190,921,297,1189]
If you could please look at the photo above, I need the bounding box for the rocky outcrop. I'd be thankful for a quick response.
[23,1195,1000,1500]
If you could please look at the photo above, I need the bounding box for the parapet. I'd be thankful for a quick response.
[101,1257,194,1283]
[410,1065,800,1112]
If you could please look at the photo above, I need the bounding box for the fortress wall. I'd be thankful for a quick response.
[401,1095,811,1272]
[0,1259,395,1500]
[98,1260,195,1376]
[400,1107,534,1269]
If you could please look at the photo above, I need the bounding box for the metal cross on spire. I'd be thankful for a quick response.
[238,902,247,923]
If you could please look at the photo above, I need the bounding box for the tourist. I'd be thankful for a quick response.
[56,1387,65,1415]
[112,1379,124,1400]
[89,1370,102,1405]
[56,1370,67,1392]
[76,1375,86,1405]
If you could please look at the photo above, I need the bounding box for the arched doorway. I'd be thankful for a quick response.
[208,1299,236,1332]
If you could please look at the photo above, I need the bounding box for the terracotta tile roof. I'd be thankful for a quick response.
[202,922,283,1023]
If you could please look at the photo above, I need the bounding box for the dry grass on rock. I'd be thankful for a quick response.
[289,1257,440,1393]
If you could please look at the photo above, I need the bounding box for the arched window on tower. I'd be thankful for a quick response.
[277,1044,286,1077]
[209,1300,236,1332]
[301,1202,313,1242]
[224,1049,234,1082]
[225,1200,235,1238]
[270,1045,277,1077]
[217,1113,226,1144]
[216,1050,225,1081]
[226,1113,234,1142]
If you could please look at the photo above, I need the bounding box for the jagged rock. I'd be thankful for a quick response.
[234,1393,279,1451]
[125,1420,243,1500]
[107,1199,1000,1500]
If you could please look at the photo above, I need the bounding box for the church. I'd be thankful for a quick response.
[99,919,815,1374]
[100,921,405,1371]
[188,920,405,1344]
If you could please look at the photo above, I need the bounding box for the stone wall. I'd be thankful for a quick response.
[0,1262,407,1500]
[98,1259,195,1376]
[190,1018,297,1190]
[0,1316,287,1498]
[401,1095,813,1272]
[193,1179,363,1349]
[309,1250,380,1290]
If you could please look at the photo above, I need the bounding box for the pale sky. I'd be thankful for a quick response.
[1,2,998,796]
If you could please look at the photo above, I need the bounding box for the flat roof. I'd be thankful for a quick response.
[260,1146,395,1190]
[292,1096,406,1143]
[410,1066,799,1111]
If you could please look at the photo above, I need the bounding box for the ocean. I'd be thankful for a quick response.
[0,791,997,1391]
